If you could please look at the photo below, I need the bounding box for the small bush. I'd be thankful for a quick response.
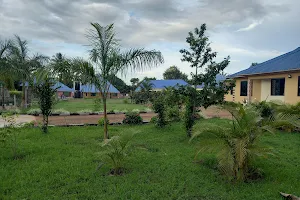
[150,116,158,124]
[52,109,70,115]
[98,117,110,126]
[26,108,41,115]
[121,109,128,113]
[144,108,153,113]
[113,109,120,113]
[132,109,140,113]
[7,108,21,115]
[252,101,274,118]
[122,112,143,125]
[77,109,93,114]
[123,98,129,104]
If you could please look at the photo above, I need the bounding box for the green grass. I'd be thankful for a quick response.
[0,119,299,199]
[25,98,147,113]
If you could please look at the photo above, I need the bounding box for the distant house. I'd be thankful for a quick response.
[225,47,300,104]
[81,83,121,99]
[135,79,188,92]
[53,82,74,98]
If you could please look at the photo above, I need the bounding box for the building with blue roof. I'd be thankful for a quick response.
[135,79,188,92]
[225,47,300,104]
[80,82,121,99]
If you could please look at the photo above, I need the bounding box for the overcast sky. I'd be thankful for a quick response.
[1,0,299,83]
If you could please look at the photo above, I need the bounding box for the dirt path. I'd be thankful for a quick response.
[33,106,232,126]
[35,113,156,125]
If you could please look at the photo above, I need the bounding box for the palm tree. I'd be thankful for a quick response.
[49,53,71,85]
[0,38,14,109]
[191,104,300,182]
[86,23,164,139]
[9,35,48,108]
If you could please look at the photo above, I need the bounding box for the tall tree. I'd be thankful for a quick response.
[86,23,164,139]
[163,65,188,81]
[108,75,130,94]
[179,24,233,137]
[10,35,48,108]
[49,53,72,86]
[0,39,14,109]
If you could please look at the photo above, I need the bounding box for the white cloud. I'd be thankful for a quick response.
[237,20,263,32]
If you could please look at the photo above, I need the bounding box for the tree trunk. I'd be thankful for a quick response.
[103,96,109,139]
[21,82,25,108]
[1,85,5,109]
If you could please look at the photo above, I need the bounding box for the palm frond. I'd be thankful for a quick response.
[118,49,164,74]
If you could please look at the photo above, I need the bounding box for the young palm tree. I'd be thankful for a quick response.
[191,104,300,182]
[86,23,164,139]
[49,53,71,85]
[9,35,48,108]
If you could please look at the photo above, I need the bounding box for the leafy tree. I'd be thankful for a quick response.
[86,23,163,139]
[130,78,139,88]
[251,62,258,67]
[108,74,131,94]
[10,35,48,108]
[34,72,58,133]
[142,76,156,81]
[163,65,188,81]
[179,24,234,137]
[191,105,300,182]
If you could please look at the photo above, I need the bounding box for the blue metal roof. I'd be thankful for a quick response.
[135,79,188,91]
[52,82,74,92]
[81,82,120,93]
[229,47,300,78]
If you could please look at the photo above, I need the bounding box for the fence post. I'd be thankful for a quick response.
[14,95,16,107]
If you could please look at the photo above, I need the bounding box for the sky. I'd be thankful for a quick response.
[1,0,300,83]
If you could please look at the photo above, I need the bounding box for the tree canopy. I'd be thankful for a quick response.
[163,66,188,81]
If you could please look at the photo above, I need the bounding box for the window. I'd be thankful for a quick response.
[240,81,248,96]
[63,92,70,97]
[298,76,300,96]
[230,86,234,95]
[91,93,97,97]
[271,78,285,96]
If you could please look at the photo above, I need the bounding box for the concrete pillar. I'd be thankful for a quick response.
[247,79,253,103]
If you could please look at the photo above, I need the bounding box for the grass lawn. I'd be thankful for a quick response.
[27,98,148,113]
[0,119,299,199]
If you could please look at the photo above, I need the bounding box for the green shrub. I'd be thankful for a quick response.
[113,109,120,113]
[166,106,181,122]
[152,98,167,127]
[122,112,143,125]
[26,108,41,115]
[98,117,110,126]
[150,116,158,124]
[22,121,35,128]
[121,109,128,113]
[132,109,140,113]
[77,109,92,114]
[123,98,129,104]
[252,101,274,118]
[144,108,153,113]
[52,109,70,115]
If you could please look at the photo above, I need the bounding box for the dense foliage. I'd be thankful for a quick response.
[122,112,143,125]
[163,65,188,81]
[152,95,167,127]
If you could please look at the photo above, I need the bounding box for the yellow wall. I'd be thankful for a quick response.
[230,71,300,104]
[251,79,261,102]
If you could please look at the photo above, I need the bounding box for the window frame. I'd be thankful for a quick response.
[271,78,285,96]
[240,81,248,96]
[298,76,300,96]
[91,93,97,97]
